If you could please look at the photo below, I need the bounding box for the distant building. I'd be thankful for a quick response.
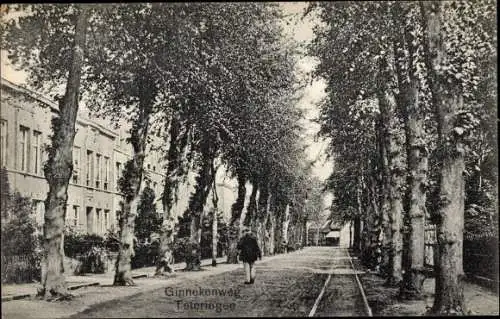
[309,219,352,247]
[0,78,166,236]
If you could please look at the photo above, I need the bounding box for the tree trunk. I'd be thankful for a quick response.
[421,2,467,314]
[282,204,290,253]
[211,212,218,266]
[263,194,272,255]
[394,9,429,298]
[211,163,219,267]
[377,115,391,275]
[375,105,392,276]
[316,226,320,246]
[255,182,269,256]
[184,142,215,271]
[363,176,383,270]
[39,6,88,299]
[162,113,182,216]
[377,47,404,286]
[302,218,308,247]
[274,203,284,253]
[268,208,276,254]
[229,170,247,226]
[353,216,361,252]
[388,127,405,287]
[155,114,184,276]
[187,215,202,271]
[297,222,303,249]
[353,175,363,252]
[154,215,176,276]
[114,83,154,286]
[227,227,239,264]
[243,183,258,228]
[288,224,294,250]
[227,171,246,264]
[261,214,271,256]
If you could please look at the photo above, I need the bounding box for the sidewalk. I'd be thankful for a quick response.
[1,252,289,319]
[1,256,227,301]
[347,250,499,316]
[373,277,499,316]
[357,267,499,316]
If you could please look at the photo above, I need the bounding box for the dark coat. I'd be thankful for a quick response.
[237,234,262,263]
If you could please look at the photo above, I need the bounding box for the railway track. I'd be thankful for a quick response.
[307,247,372,317]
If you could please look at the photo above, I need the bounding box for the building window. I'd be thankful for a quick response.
[86,207,93,234]
[153,181,158,194]
[104,156,109,190]
[31,131,42,175]
[72,147,81,184]
[1,120,7,167]
[95,208,102,235]
[95,154,101,189]
[104,209,110,231]
[116,162,121,191]
[147,163,151,170]
[19,126,29,171]
[86,150,93,187]
[72,205,79,227]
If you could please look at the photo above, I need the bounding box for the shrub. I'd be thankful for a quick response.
[1,168,41,283]
[1,193,39,257]
[173,237,189,263]
[64,227,105,257]
[199,211,229,259]
[135,186,162,243]
[103,225,120,252]
[464,236,498,282]
[64,227,107,274]
[131,241,159,269]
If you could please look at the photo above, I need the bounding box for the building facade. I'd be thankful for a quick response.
[0,78,166,236]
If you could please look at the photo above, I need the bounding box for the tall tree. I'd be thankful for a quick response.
[377,44,405,286]
[392,2,430,299]
[83,3,192,284]
[226,170,247,263]
[420,1,495,313]
[2,4,90,298]
[175,2,302,268]
[210,163,219,267]
[114,79,155,285]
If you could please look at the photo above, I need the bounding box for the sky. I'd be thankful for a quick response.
[0,3,333,184]
[279,2,332,182]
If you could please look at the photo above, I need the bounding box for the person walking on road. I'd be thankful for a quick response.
[237,226,262,284]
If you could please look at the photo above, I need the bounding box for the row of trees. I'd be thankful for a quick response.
[1,3,324,299]
[309,1,496,315]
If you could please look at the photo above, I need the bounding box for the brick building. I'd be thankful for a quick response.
[0,78,166,236]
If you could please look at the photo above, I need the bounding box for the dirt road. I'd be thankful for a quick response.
[73,247,368,317]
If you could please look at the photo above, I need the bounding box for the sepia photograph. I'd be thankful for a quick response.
[0,1,498,317]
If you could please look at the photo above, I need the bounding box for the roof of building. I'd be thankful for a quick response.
[320,219,342,233]
[1,77,118,138]
[325,230,341,238]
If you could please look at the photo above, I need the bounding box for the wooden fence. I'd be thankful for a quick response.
[424,224,498,287]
